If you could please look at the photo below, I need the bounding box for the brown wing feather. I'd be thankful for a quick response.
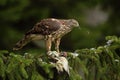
[26,18,61,35]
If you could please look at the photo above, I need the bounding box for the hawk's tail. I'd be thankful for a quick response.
[13,35,32,50]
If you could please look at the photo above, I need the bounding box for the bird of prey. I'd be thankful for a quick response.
[13,18,79,53]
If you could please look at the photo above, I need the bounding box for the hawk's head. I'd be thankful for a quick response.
[68,19,79,27]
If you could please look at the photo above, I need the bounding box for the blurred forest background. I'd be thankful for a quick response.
[0,0,120,53]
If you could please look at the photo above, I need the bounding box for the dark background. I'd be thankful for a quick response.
[0,0,120,53]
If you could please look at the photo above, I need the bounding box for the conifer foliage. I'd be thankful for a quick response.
[0,36,120,80]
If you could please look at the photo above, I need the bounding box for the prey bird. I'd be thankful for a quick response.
[13,18,79,53]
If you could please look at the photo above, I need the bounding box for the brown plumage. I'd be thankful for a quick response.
[13,18,79,52]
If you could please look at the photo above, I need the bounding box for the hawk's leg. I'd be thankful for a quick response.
[55,38,61,53]
[45,36,52,52]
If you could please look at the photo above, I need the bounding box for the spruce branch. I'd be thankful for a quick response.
[0,36,120,80]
